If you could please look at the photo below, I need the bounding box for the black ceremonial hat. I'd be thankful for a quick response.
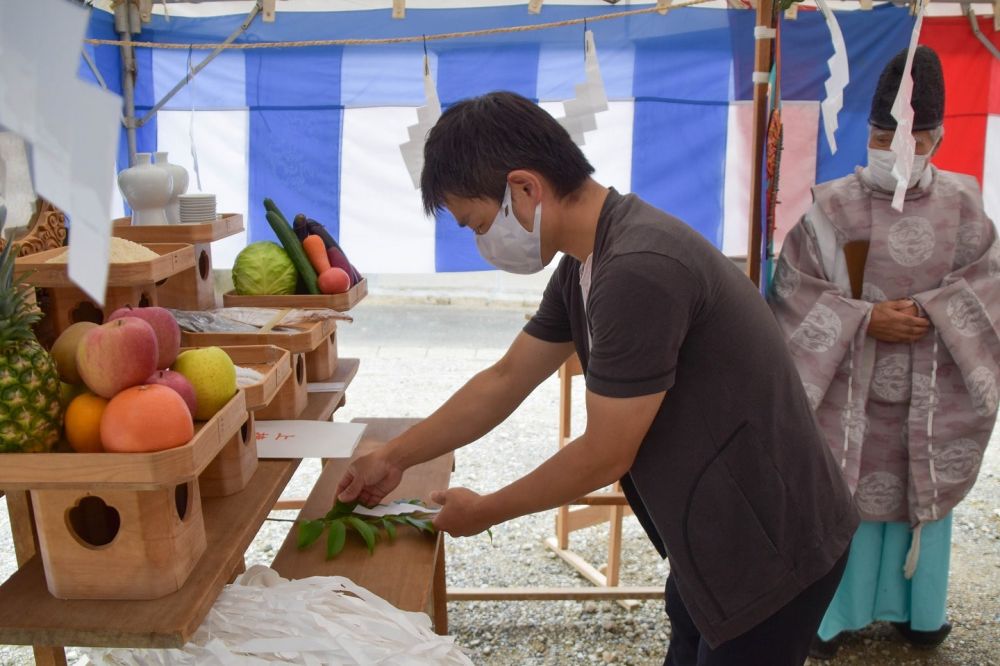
[869,45,945,131]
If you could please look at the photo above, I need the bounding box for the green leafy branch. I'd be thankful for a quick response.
[296,499,437,559]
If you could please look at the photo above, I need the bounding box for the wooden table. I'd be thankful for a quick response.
[0,460,298,650]
[0,361,362,661]
[270,418,453,634]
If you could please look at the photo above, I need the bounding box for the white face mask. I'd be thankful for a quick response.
[475,183,544,274]
[866,148,929,192]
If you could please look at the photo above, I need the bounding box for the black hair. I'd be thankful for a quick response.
[420,91,595,215]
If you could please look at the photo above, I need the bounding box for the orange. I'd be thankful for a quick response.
[64,393,109,453]
[100,384,194,453]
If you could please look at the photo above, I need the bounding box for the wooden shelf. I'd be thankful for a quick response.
[0,459,299,649]
[270,419,452,623]
[112,214,243,245]
[223,277,368,312]
[14,243,195,289]
[180,317,335,356]
[300,357,360,421]
[0,391,247,492]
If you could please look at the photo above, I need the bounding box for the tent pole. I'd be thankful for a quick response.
[116,2,138,167]
[135,1,262,128]
[745,0,776,288]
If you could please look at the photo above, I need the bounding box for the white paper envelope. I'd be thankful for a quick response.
[255,420,367,459]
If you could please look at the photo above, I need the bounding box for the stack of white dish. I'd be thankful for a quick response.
[178,193,216,223]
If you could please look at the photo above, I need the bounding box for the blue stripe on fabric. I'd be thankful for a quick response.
[132,47,156,109]
[436,42,540,104]
[631,100,727,248]
[246,47,343,107]
[341,45,431,107]
[631,12,732,248]
[152,50,246,110]
[247,108,343,245]
[537,42,634,101]
[814,5,913,182]
[435,210,492,272]
[78,11,122,92]
[245,47,343,244]
[632,10,734,103]
[432,40,539,271]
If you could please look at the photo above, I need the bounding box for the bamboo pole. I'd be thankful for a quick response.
[745,0,777,288]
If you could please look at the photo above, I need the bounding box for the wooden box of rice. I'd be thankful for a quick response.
[14,242,195,340]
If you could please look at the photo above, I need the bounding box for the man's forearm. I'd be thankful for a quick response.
[383,363,528,470]
[478,433,628,526]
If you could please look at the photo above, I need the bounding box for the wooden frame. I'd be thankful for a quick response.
[447,354,657,607]
[269,418,452,635]
[222,277,368,312]
[112,214,244,310]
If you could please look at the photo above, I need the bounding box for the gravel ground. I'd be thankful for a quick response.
[2,302,998,665]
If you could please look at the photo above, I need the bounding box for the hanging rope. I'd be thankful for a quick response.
[83,0,720,50]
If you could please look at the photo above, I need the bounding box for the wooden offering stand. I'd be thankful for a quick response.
[193,345,291,498]
[222,277,368,313]
[15,243,195,341]
[0,391,247,601]
[182,317,339,420]
[113,214,244,311]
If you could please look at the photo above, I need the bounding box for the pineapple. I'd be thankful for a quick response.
[0,204,63,452]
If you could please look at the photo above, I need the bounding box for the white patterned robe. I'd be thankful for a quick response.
[770,167,999,527]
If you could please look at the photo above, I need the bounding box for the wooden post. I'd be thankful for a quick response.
[5,492,68,665]
[432,534,449,635]
[745,0,777,288]
[605,496,624,587]
[555,362,574,549]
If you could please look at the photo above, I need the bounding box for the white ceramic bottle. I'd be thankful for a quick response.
[118,152,172,226]
[154,151,189,225]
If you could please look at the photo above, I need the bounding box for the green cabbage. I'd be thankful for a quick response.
[232,241,298,295]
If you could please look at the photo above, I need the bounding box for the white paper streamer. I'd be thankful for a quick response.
[82,566,472,665]
[400,53,441,189]
[557,30,609,147]
[889,0,926,212]
[187,49,204,192]
[815,0,849,155]
[353,501,441,518]
[0,0,121,305]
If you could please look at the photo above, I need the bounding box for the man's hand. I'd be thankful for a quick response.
[430,487,493,537]
[335,450,404,507]
[867,299,931,343]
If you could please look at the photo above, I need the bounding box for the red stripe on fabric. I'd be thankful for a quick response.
[919,16,999,185]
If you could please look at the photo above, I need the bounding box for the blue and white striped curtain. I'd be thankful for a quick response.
[82,4,914,270]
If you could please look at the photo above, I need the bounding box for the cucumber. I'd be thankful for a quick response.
[263,198,290,225]
[265,208,319,295]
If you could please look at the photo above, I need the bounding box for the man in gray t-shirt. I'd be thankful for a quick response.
[337,91,858,666]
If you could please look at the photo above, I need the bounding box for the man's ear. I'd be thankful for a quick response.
[507,170,543,204]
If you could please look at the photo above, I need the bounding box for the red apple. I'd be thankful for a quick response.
[146,369,198,417]
[108,305,180,369]
[76,317,158,398]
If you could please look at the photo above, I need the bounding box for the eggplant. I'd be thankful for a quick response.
[293,213,339,250]
[292,213,362,286]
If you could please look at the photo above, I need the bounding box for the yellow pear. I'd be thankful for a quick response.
[51,322,98,384]
[171,347,236,421]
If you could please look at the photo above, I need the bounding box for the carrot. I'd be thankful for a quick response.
[302,234,331,275]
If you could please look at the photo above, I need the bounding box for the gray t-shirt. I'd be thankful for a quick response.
[525,189,858,647]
